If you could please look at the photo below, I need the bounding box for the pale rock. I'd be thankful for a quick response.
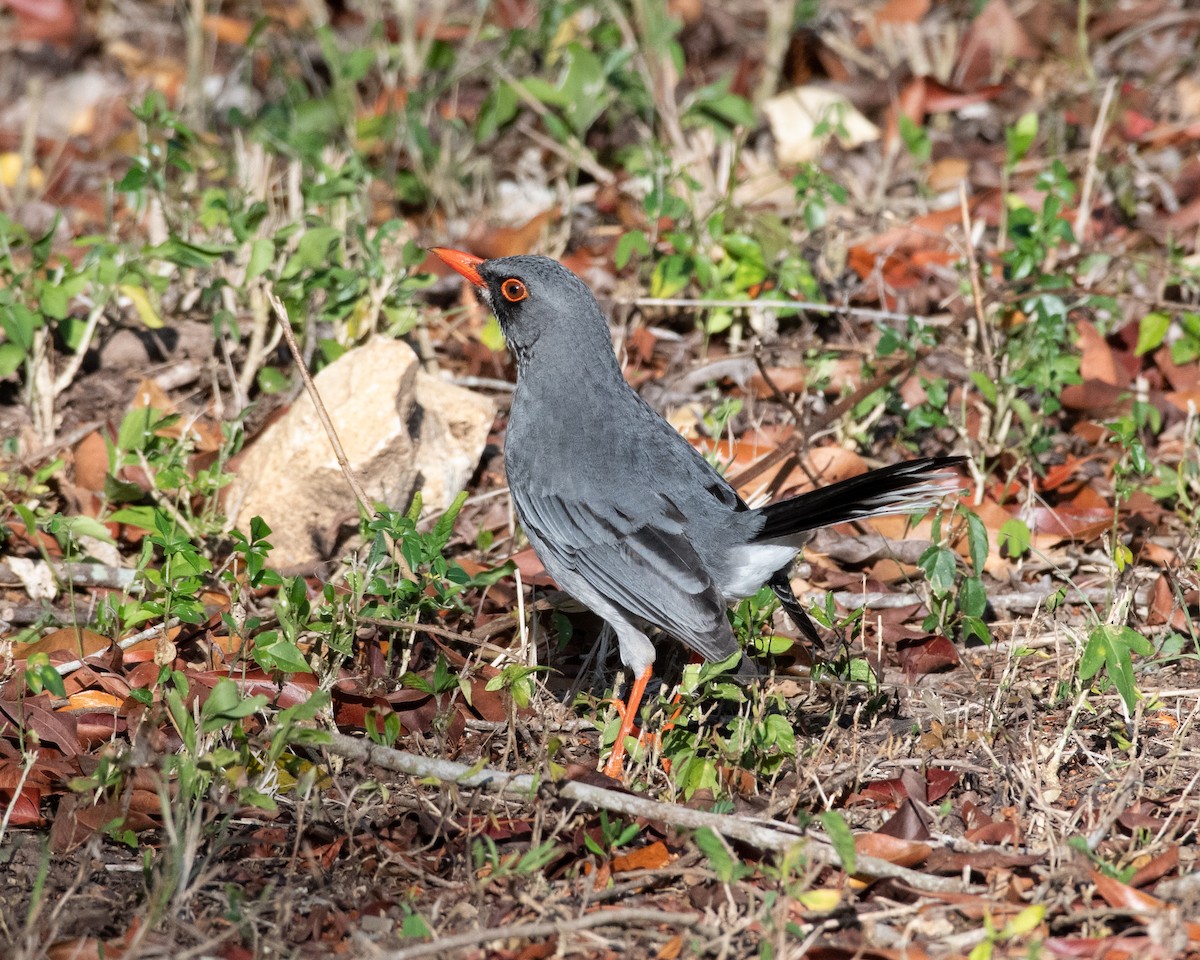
[229,340,494,567]
[763,86,880,165]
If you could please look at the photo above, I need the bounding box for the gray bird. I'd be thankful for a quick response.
[433,248,966,776]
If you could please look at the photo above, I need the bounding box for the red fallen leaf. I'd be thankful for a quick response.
[2,0,77,43]
[465,816,534,842]
[877,799,931,841]
[0,699,81,754]
[188,670,319,709]
[0,785,44,826]
[510,547,556,587]
[884,76,928,151]
[896,634,960,676]
[872,0,929,26]
[956,0,1037,90]
[1129,846,1178,888]
[853,832,931,869]
[1155,345,1200,391]
[1044,936,1148,959]
[1077,320,1126,387]
[1040,456,1090,493]
[964,820,1019,844]
[74,713,127,746]
[466,209,560,260]
[922,80,1006,112]
[926,768,959,803]
[1091,869,1200,941]
[1119,109,1157,141]
[18,628,111,661]
[846,778,906,807]
[1146,573,1189,630]
[245,826,290,858]
[612,840,671,873]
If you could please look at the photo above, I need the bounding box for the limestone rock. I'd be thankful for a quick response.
[229,340,494,568]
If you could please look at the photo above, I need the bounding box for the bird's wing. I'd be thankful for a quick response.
[514,485,740,663]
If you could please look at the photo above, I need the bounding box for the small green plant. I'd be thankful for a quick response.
[1079,625,1154,716]
[583,811,641,859]
[967,905,1046,960]
[694,826,752,884]
[920,507,990,645]
[470,835,560,881]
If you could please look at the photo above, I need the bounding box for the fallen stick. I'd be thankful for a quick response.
[318,730,968,894]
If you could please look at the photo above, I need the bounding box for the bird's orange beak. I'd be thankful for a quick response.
[432,247,486,287]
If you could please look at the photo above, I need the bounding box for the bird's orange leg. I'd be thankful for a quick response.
[603,665,653,778]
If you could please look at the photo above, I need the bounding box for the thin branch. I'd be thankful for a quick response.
[622,296,935,324]
[1074,77,1118,243]
[384,907,706,960]
[317,730,970,893]
[266,292,372,515]
[54,617,182,676]
[727,347,931,491]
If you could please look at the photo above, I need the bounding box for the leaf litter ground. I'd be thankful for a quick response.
[2,0,1200,957]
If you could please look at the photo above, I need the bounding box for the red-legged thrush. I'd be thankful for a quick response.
[433,247,967,777]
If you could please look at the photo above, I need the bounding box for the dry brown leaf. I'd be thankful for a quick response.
[853,832,931,869]
[19,627,111,660]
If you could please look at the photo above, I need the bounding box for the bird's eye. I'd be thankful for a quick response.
[500,278,528,303]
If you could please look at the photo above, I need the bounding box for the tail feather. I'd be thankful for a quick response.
[752,456,967,543]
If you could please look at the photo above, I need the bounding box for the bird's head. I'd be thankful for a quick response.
[432,248,610,364]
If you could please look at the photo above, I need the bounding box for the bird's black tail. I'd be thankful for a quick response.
[752,456,968,543]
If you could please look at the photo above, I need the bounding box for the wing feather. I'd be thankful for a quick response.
[513,485,739,663]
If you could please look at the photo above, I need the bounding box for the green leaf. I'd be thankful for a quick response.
[0,342,25,377]
[479,316,506,352]
[819,810,856,873]
[960,577,988,619]
[1005,112,1038,168]
[116,406,158,453]
[256,366,290,394]
[919,546,958,596]
[1081,625,1152,712]
[969,371,997,405]
[47,514,115,546]
[650,254,692,299]
[26,652,67,698]
[1,304,40,351]
[694,827,745,883]
[997,518,1031,558]
[614,231,650,270]
[1135,311,1171,356]
[246,237,275,280]
[148,237,228,268]
[280,226,342,278]
[38,282,70,320]
[964,509,988,574]
[1001,904,1045,938]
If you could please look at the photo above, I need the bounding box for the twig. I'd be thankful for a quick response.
[383,907,705,960]
[266,292,372,515]
[359,616,515,658]
[317,730,969,893]
[622,296,934,324]
[1074,77,1118,244]
[53,617,182,676]
[53,301,106,397]
[727,347,931,491]
[958,183,992,371]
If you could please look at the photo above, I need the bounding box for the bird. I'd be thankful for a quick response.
[432,247,967,778]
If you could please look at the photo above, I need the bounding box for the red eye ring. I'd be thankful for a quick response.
[500,278,528,303]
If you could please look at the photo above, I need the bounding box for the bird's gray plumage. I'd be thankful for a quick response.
[473,254,964,678]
